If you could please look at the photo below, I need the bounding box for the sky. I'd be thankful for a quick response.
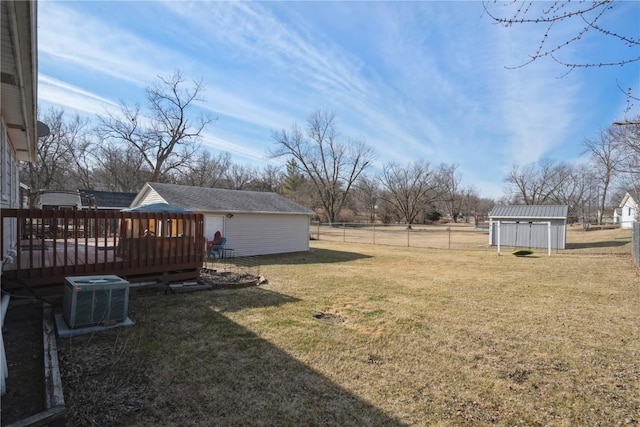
[37,1,640,199]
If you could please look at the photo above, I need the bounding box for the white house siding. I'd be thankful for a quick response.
[224,213,310,256]
[136,191,167,207]
[204,215,225,241]
[620,195,637,229]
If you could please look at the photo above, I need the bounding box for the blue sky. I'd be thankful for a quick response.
[37,1,640,199]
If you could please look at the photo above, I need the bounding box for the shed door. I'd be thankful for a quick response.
[204,215,224,241]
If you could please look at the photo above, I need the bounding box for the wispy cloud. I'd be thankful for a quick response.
[37,3,175,86]
[160,2,430,155]
[36,1,639,199]
[488,18,581,168]
[38,74,119,116]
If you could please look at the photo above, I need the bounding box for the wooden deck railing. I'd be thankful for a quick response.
[1,209,205,291]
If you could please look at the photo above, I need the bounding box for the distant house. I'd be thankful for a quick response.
[616,192,637,229]
[130,182,316,257]
[37,190,82,210]
[37,190,138,211]
[79,190,137,210]
[488,205,569,250]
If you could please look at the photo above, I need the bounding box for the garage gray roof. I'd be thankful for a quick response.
[145,182,315,215]
[489,205,569,219]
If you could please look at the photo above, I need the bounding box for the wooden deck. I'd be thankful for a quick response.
[5,239,121,271]
[1,209,205,293]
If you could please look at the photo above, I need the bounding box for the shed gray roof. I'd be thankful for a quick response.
[488,205,569,219]
[143,183,315,215]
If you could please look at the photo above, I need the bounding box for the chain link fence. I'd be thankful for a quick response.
[310,222,637,258]
[310,222,491,251]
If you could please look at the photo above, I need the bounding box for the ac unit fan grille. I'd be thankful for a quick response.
[63,275,130,328]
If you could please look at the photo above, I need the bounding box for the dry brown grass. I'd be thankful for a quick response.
[59,227,640,426]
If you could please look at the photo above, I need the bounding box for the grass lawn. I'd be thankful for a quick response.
[59,227,640,426]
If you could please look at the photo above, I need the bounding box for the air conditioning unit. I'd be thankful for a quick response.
[63,275,130,328]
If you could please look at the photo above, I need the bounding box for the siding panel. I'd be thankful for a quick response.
[139,190,167,206]
[225,213,310,256]
[490,219,566,249]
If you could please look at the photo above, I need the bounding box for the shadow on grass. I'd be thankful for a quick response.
[99,290,409,426]
[205,286,302,313]
[256,247,373,266]
[565,240,630,250]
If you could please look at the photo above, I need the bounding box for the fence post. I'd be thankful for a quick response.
[448,226,451,250]
[343,223,346,243]
[547,222,552,257]
[317,221,320,241]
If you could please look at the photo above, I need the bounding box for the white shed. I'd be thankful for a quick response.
[488,205,568,250]
[618,192,637,229]
[130,183,315,257]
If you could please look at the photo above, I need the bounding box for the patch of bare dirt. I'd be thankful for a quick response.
[199,269,262,289]
[312,311,345,324]
[57,330,152,426]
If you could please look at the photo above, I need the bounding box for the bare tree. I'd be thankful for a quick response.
[583,126,625,224]
[614,117,640,209]
[466,194,496,225]
[354,175,379,223]
[97,70,215,183]
[457,187,479,223]
[94,143,152,192]
[378,161,439,228]
[177,151,230,188]
[438,163,476,223]
[271,110,375,223]
[222,164,257,190]
[484,1,639,70]
[68,132,96,190]
[248,165,284,193]
[22,108,91,202]
[504,159,571,205]
[376,191,401,224]
[547,164,592,220]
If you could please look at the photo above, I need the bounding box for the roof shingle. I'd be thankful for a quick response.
[79,190,137,209]
[145,183,315,215]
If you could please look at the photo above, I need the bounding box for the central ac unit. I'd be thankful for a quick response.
[63,275,130,328]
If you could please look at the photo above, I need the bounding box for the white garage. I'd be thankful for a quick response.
[131,182,315,257]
